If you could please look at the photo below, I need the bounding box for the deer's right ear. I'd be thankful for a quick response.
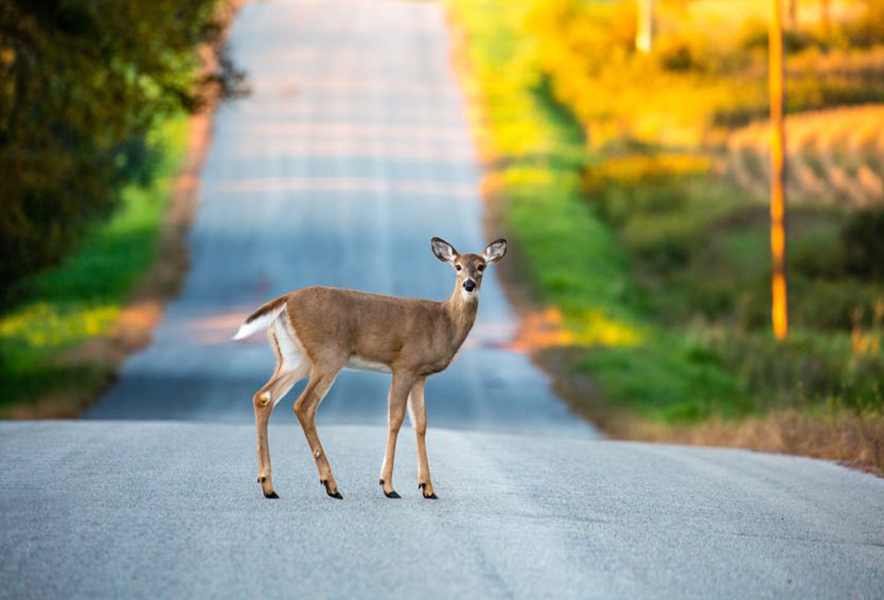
[431,237,459,263]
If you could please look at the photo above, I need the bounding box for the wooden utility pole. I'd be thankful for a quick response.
[636,0,655,53]
[769,0,789,340]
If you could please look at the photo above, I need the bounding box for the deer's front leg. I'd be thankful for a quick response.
[408,377,437,499]
[379,371,414,498]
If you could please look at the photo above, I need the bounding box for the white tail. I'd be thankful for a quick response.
[234,237,507,501]
[231,296,287,340]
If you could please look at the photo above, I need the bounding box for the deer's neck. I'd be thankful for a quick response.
[444,286,479,350]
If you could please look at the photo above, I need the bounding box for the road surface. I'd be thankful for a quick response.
[2,422,883,598]
[3,1,883,598]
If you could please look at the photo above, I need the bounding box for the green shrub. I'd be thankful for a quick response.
[704,329,884,414]
[840,208,884,279]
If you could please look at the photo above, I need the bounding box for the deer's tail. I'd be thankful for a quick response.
[232,295,288,340]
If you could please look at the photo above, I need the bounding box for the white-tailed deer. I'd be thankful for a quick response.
[232,237,507,500]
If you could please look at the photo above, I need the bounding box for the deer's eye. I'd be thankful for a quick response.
[455,264,462,271]
[477,264,485,272]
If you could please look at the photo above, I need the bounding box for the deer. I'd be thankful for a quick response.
[232,237,507,500]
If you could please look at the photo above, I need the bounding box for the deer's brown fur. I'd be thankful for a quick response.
[235,237,506,500]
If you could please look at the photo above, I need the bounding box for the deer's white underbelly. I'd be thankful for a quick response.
[346,355,393,374]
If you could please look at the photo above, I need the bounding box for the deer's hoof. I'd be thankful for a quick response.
[321,480,343,500]
[419,483,438,499]
[263,490,279,499]
[379,479,400,499]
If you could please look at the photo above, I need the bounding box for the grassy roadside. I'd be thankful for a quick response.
[448,0,743,422]
[0,115,189,417]
[446,0,884,472]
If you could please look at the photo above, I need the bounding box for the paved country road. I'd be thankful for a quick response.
[2,1,883,598]
[2,422,883,598]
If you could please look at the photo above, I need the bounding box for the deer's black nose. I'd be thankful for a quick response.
[463,280,476,292]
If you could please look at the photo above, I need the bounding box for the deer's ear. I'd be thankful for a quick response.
[431,237,459,263]
[483,238,507,264]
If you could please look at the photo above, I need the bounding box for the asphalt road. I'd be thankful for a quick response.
[3,1,883,598]
[2,421,883,599]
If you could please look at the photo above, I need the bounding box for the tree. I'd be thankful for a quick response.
[0,0,225,295]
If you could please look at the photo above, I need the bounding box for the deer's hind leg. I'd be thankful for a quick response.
[254,323,308,498]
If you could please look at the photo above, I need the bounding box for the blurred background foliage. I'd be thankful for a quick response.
[448,0,884,467]
[531,0,884,148]
[1,0,881,467]
[0,116,187,415]
[0,0,230,297]
[0,0,244,415]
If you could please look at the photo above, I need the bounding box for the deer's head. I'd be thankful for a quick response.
[431,237,507,303]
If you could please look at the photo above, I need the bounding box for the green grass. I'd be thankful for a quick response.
[0,115,188,413]
[605,168,884,415]
[447,0,745,423]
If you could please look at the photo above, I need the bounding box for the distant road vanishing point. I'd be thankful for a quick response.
[1,1,882,598]
[84,0,595,436]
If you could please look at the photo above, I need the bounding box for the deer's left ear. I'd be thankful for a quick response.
[483,238,507,264]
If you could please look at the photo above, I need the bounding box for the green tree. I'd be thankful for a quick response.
[0,0,226,295]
